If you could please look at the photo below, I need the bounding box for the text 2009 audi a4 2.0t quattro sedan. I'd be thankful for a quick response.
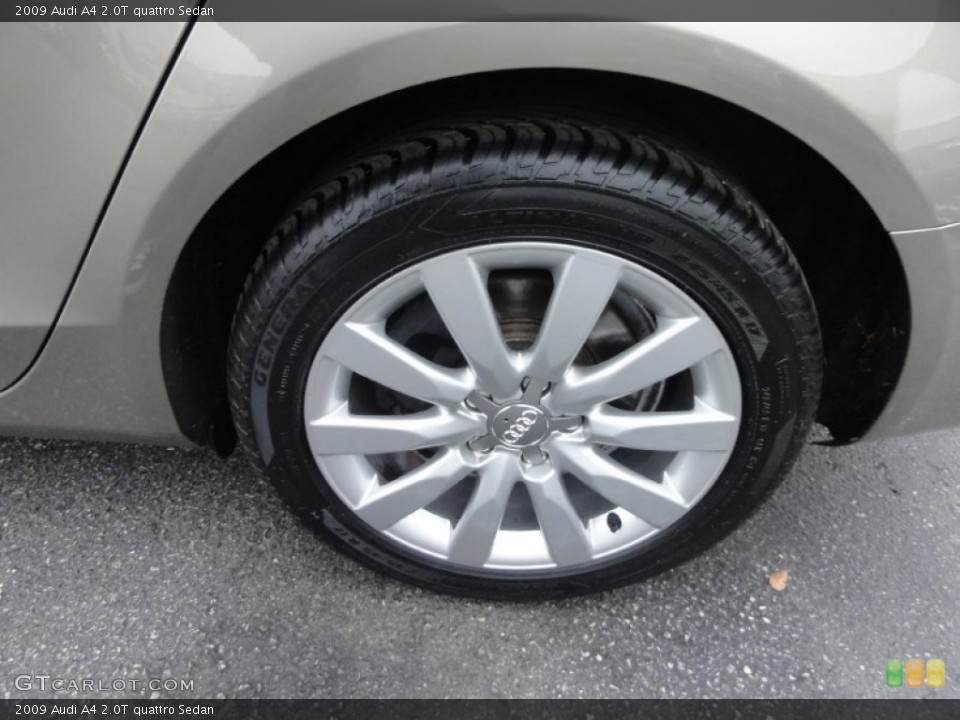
[2,22,959,598]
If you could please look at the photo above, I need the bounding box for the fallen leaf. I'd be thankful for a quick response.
[768,569,789,591]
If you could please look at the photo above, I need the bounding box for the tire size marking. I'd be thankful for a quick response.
[672,252,770,361]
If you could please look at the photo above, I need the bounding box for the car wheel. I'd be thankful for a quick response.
[227,118,821,599]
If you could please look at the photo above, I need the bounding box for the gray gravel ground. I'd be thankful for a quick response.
[0,429,956,699]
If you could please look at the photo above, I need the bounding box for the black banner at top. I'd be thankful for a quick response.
[3,0,960,22]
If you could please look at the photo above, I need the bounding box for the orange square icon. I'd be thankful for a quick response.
[905,659,924,688]
[927,660,945,688]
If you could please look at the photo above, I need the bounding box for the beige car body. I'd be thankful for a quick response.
[1,21,959,446]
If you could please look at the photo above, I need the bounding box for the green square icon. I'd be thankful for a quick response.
[886,659,904,687]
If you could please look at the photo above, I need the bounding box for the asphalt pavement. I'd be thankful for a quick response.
[0,427,956,699]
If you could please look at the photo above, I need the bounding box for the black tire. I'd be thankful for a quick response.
[227,117,822,600]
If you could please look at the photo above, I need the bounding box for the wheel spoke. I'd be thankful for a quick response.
[354,449,473,529]
[550,442,689,528]
[550,316,724,412]
[587,402,738,452]
[525,253,622,381]
[307,404,482,455]
[421,255,522,399]
[323,320,472,406]
[447,454,520,566]
[524,464,593,566]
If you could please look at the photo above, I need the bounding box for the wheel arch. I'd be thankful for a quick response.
[161,66,909,450]
[0,22,931,445]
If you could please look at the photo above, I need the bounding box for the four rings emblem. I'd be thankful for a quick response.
[491,404,550,447]
[502,409,541,443]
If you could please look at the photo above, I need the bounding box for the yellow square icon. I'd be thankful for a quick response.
[905,659,925,688]
[927,660,945,688]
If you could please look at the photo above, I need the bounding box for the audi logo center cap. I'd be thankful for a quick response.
[492,404,551,447]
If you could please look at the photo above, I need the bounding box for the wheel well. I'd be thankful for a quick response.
[160,69,909,453]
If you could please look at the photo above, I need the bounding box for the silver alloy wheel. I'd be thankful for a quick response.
[303,242,741,572]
